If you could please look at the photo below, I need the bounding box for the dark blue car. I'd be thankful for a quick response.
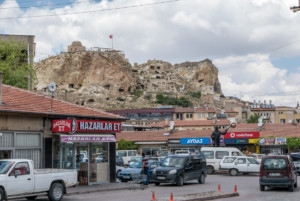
[119,161,160,183]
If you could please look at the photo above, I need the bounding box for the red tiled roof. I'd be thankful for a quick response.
[117,123,300,142]
[149,120,231,128]
[0,84,126,119]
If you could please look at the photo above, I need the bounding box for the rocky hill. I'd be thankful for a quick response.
[34,47,225,110]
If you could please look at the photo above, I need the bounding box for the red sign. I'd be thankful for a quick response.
[52,119,121,133]
[224,132,260,139]
[52,120,72,132]
[76,120,121,133]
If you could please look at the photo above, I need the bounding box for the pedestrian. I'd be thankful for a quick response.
[142,153,149,185]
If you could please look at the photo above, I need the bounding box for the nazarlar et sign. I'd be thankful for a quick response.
[52,119,121,133]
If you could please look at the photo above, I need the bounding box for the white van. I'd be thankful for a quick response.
[200,147,244,174]
[116,150,138,165]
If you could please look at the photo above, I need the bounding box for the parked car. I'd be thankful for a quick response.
[118,161,160,182]
[259,155,298,192]
[152,154,207,186]
[220,156,260,176]
[200,147,244,174]
[252,153,265,163]
[0,159,77,201]
[290,153,300,175]
[116,155,124,166]
[117,150,138,166]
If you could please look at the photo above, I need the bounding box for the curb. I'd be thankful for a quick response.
[153,192,239,201]
[182,192,239,201]
[66,184,145,196]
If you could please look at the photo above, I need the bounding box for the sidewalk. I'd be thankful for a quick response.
[66,182,145,196]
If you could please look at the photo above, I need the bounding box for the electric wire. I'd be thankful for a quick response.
[0,0,180,19]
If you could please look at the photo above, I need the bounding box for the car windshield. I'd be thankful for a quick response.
[0,161,15,174]
[131,157,142,162]
[161,157,186,168]
[263,158,287,170]
[129,161,142,168]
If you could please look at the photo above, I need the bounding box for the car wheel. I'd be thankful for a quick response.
[289,184,294,192]
[229,169,238,176]
[26,196,38,200]
[260,185,265,191]
[48,183,64,201]
[207,166,214,174]
[0,188,5,201]
[155,182,160,186]
[198,173,205,184]
[177,175,184,186]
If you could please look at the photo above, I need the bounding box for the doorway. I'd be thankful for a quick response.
[0,150,12,159]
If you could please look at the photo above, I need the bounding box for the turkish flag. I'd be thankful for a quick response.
[109,35,113,39]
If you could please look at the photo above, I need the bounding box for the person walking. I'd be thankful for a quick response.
[142,153,149,185]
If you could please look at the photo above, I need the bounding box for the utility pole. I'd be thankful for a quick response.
[291,0,300,12]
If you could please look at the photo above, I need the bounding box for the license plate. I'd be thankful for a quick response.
[123,176,130,179]
[269,173,280,176]
[157,176,165,180]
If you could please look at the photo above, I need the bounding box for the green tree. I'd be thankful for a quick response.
[0,40,36,89]
[287,138,300,152]
[117,139,137,150]
[246,113,260,123]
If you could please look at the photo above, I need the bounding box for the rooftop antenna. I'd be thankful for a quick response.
[291,0,300,12]
[48,82,57,112]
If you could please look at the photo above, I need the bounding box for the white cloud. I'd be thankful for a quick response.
[214,54,300,107]
[1,0,300,106]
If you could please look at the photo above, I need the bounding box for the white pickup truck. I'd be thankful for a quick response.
[0,159,77,201]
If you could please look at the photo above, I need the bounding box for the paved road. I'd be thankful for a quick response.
[13,174,300,201]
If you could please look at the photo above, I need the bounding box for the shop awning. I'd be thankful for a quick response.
[60,135,116,143]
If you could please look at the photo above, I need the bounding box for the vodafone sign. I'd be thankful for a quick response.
[224,132,260,139]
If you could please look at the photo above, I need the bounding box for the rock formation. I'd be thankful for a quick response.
[34,44,224,109]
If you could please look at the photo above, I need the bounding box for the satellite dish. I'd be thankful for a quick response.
[48,82,57,92]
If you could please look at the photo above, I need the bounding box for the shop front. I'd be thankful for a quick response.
[52,119,121,185]
[259,137,287,155]
[167,138,210,154]
[224,132,260,153]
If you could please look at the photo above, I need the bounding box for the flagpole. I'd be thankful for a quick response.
[112,37,113,50]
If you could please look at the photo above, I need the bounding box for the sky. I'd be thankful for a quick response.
[1,0,300,107]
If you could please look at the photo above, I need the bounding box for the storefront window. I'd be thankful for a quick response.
[141,147,167,157]
[89,142,109,183]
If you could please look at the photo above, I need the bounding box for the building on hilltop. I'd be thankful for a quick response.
[68,41,86,52]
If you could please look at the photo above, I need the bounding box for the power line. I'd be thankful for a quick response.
[0,0,180,19]
[0,0,93,9]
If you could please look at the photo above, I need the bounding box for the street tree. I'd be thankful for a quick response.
[246,113,260,123]
[0,40,36,89]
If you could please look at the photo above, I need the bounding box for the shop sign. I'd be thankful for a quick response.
[249,139,259,144]
[236,139,249,144]
[224,132,260,139]
[76,120,121,133]
[266,138,275,145]
[60,135,116,142]
[275,138,286,145]
[52,119,121,133]
[224,139,237,144]
[168,139,181,144]
[52,119,72,132]
[181,138,210,145]
[259,138,266,145]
